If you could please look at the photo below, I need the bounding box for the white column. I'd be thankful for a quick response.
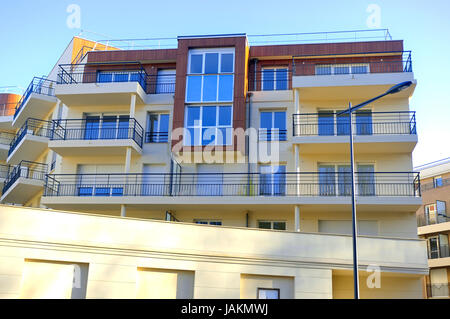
[124,147,131,174]
[129,94,136,118]
[294,88,300,114]
[294,205,300,232]
[121,142,133,218]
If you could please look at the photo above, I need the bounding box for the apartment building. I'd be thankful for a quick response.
[0,31,428,299]
[415,158,450,298]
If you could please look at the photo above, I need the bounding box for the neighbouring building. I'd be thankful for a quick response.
[415,157,450,298]
[0,30,428,299]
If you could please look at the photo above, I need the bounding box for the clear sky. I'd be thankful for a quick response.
[1,0,449,167]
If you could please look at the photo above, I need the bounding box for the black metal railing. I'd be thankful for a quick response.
[0,131,15,146]
[417,213,450,227]
[293,111,416,136]
[57,62,148,92]
[258,129,287,141]
[292,51,412,76]
[249,70,292,91]
[145,131,169,143]
[44,171,420,198]
[428,245,450,259]
[0,164,10,180]
[51,118,144,148]
[14,77,56,119]
[146,74,176,94]
[8,119,53,156]
[421,178,450,192]
[2,161,47,195]
[0,103,16,117]
[426,283,450,298]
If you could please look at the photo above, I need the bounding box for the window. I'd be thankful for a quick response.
[425,203,437,224]
[196,164,223,196]
[258,221,286,230]
[262,68,288,91]
[315,64,369,75]
[83,115,130,140]
[428,234,449,259]
[257,288,280,299]
[184,105,232,146]
[318,110,372,136]
[434,176,443,188]
[186,49,234,103]
[76,164,124,197]
[259,165,286,196]
[318,164,374,196]
[156,69,176,94]
[97,70,142,83]
[427,201,448,224]
[194,220,222,226]
[259,111,286,141]
[146,113,169,143]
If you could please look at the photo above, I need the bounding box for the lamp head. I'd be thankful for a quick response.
[386,81,413,95]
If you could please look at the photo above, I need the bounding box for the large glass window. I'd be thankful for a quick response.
[83,115,130,140]
[259,111,286,141]
[156,69,176,94]
[184,105,232,146]
[186,49,234,103]
[262,68,288,91]
[146,113,169,143]
[259,165,286,196]
[318,164,374,196]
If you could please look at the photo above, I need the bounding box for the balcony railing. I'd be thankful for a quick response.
[146,74,176,94]
[8,119,53,156]
[0,164,9,180]
[44,172,420,198]
[421,178,450,192]
[292,51,412,76]
[57,62,148,92]
[417,213,450,227]
[293,111,416,137]
[0,131,15,146]
[428,246,450,259]
[426,283,450,298]
[2,161,47,195]
[0,103,16,117]
[51,118,144,148]
[145,131,169,143]
[14,77,56,119]
[258,129,287,141]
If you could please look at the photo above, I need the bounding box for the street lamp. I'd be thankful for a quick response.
[337,80,412,299]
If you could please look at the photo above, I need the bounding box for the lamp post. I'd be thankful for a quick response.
[337,81,413,299]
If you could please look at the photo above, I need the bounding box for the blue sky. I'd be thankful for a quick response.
[1,0,449,166]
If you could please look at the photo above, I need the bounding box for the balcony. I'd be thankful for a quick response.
[292,51,414,99]
[0,131,15,161]
[42,171,421,208]
[12,77,57,128]
[426,283,450,298]
[292,111,417,154]
[0,102,16,129]
[1,161,47,204]
[7,119,52,165]
[49,118,144,156]
[417,213,450,227]
[421,178,450,192]
[55,62,148,106]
